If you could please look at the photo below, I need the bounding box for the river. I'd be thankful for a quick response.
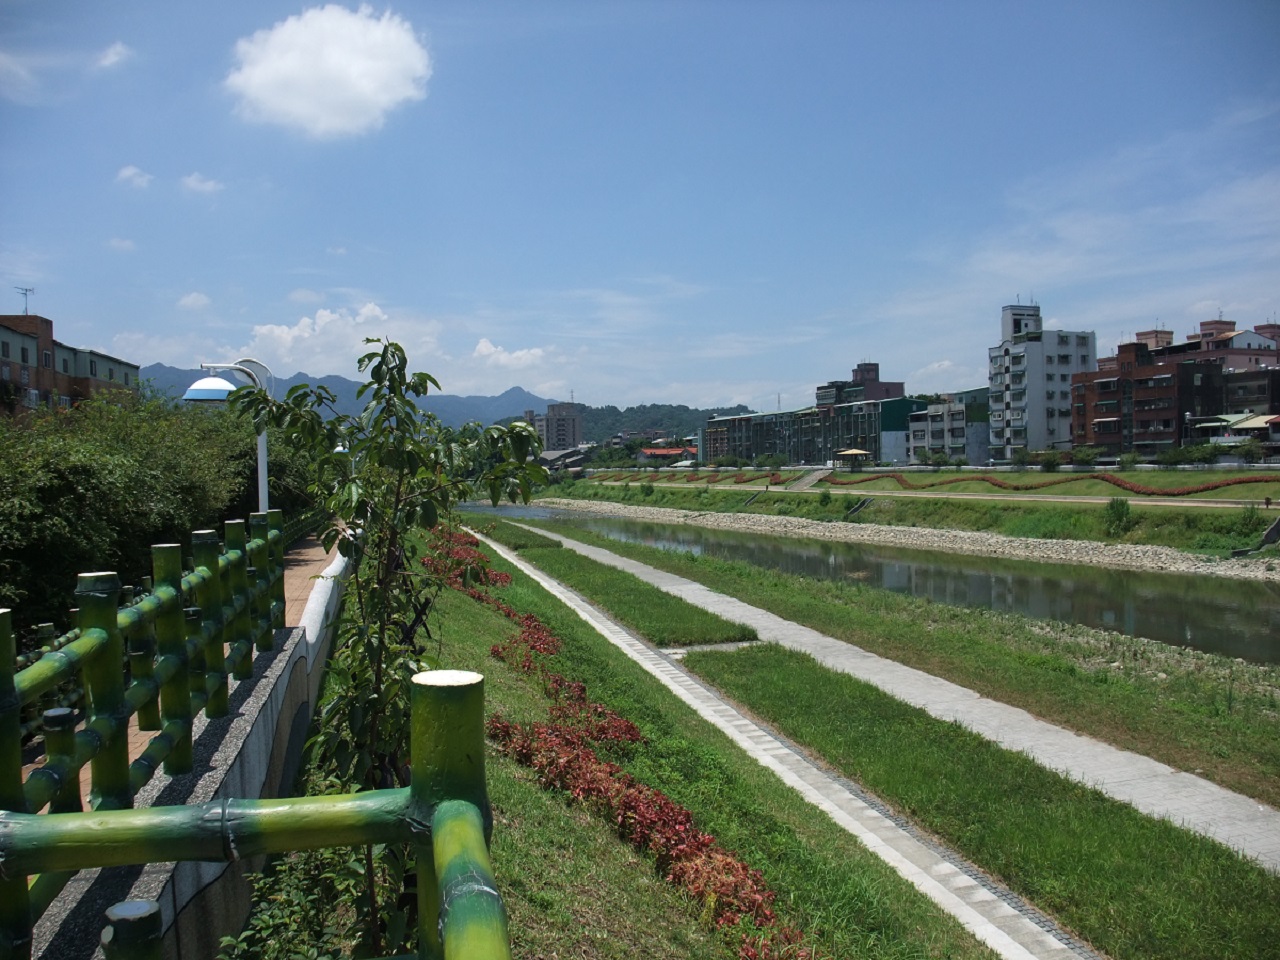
[462,503,1280,664]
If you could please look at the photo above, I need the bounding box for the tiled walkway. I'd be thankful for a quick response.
[520,526,1280,875]
[477,532,1099,960]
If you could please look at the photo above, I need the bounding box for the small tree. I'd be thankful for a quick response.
[1237,437,1264,464]
[1038,450,1062,472]
[234,339,545,954]
[1070,445,1101,468]
[1011,447,1033,472]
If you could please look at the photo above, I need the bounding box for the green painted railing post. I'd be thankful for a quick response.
[128,623,159,732]
[410,670,507,960]
[268,508,286,628]
[0,608,34,960]
[99,900,162,960]
[77,573,131,811]
[191,531,228,718]
[184,607,206,714]
[224,521,253,680]
[152,545,192,774]
[43,707,82,813]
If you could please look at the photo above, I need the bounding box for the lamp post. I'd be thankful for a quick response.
[183,358,274,513]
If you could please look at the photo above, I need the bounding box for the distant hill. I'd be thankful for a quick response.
[582,402,753,442]
[140,364,557,429]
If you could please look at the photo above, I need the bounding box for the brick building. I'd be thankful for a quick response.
[0,315,140,415]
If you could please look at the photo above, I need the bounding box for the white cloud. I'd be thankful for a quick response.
[225,4,431,139]
[240,301,445,378]
[107,237,135,252]
[473,338,547,369]
[289,288,324,304]
[182,172,224,193]
[0,52,43,104]
[178,292,211,309]
[116,165,153,188]
[96,42,133,69]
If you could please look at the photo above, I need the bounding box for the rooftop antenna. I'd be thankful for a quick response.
[15,287,34,314]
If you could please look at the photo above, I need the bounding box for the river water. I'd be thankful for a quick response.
[462,505,1280,664]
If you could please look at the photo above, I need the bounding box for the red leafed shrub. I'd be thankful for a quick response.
[465,573,826,958]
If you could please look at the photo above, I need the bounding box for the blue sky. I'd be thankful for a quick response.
[3,2,1278,411]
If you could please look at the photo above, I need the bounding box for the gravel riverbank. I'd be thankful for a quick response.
[537,498,1280,583]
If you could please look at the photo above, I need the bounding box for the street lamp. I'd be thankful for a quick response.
[182,358,275,513]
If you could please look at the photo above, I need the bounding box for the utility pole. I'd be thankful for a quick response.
[15,287,34,314]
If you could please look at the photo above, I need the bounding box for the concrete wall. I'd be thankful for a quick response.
[32,552,350,960]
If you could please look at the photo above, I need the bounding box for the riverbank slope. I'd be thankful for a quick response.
[536,497,1280,583]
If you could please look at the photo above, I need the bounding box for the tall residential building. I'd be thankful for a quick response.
[987,304,1095,458]
[524,402,584,451]
[0,315,140,415]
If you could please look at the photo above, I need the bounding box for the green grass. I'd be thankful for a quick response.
[465,553,999,959]
[684,643,1280,960]
[542,481,1277,553]
[517,520,1280,810]
[478,519,756,647]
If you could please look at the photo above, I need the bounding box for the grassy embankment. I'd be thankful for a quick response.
[546,476,1280,554]
[447,537,1000,960]
[231,522,996,960]
[510,517,1280,808]
[483,519,1280,960]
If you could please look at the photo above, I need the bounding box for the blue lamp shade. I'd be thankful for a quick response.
[182,375,239,402]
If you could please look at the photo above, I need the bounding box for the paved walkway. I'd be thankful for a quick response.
[479,533,1102,960]
[519,526,1280,875]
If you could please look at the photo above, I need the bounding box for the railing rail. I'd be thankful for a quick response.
[1,510,289,958]
[1,671,509,960]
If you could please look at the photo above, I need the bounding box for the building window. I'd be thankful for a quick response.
[59,396,72,408]
[1077,335,1089,347]
[24,388,38,408]
[1046,355,1055,365]
[1080,354,1090,365]
[90,359,98,377]
[62,358,69,373]
[124,372,131,386]
[108,367,115,381]
[21,346,30,365]
[0,341,8,359]
[1,364,8,380]
[1058,354,1071,364]
[42,350,51,368]
[20,367,29,386]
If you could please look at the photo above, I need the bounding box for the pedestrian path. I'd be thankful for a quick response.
[477,532,1100,960]
[510,525,1280,875]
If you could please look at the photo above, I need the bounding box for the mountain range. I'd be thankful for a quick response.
[141,364,754,440]
[140,364,557,429]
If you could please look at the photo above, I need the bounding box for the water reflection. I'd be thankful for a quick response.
[461,505,1280,664]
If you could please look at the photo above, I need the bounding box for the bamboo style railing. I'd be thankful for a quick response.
[1,672,508,960]
[0,512,509,960]
[0,512,289,957]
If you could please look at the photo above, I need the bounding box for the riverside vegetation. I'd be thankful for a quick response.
[480,518,1280,960]
[548,474,1280,555]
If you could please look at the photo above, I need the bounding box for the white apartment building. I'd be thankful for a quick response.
[988,304,1095,459]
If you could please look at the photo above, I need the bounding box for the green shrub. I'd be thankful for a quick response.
[1104,497,1134,537]
[640,481,655,497]
[1117,453,1141,472]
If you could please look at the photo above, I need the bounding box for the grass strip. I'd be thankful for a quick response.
[518,520,1280,810]
[546,479,1279,553]
[469,549,998,959]
[684,643,1280,960]
[477,518,757,648]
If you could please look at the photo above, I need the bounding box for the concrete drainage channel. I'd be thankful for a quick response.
[476,531,1101,960]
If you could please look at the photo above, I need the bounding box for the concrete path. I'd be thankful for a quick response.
[513,526,1280,875]
[478,533,1103,960]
